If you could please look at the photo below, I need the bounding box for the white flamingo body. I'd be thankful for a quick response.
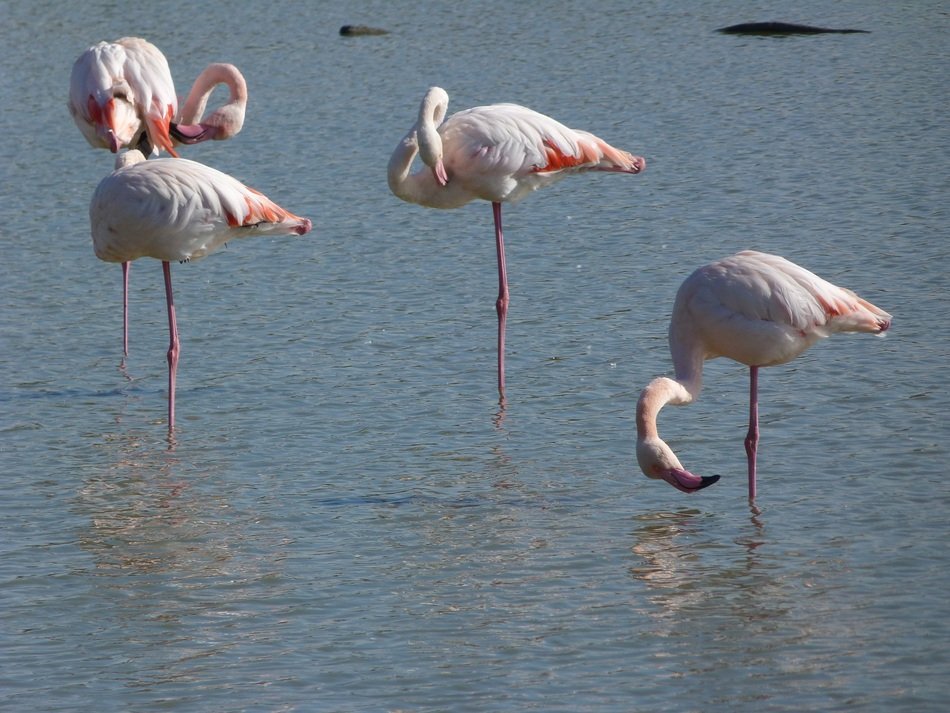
[69,37,177,155]
[91,153,303,263]
[671,251,890,372]
[389,87,646,399]
[90,151,311,430]
[389,88,645,208]
[637,250,891,498]
[71,37,248,356]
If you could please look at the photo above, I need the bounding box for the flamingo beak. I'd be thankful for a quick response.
[88,96,121,153]
[169,122,219,144]
[661,468,720,494]
[432,160,449,187]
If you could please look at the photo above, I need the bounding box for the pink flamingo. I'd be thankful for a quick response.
[89,150,312,431]
[69,37,248,156]
[636,250,891,499]
[69,37,248,356]
[69,37,179,156]
[388,86,646,401]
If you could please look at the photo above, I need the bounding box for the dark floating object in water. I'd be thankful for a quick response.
[339,24,389,37]
[717,22,869,35]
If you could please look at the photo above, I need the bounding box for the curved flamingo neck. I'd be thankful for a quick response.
[636,376,696,440]
[178,63,247,137]
[388,88,470,209]
[416,87,447,169]
[387,129,427,203]
[115,149,147,169]
[635,333,705,479]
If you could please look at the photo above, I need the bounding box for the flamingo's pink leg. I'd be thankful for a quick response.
[492,202,509,402]
[745,366,759,500]
[162,261,180,431]
[122,261,130,356]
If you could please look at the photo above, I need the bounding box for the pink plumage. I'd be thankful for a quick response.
[389,86,646,401]
[637,250,891,498]
[69,37,248,157]
[671,250,891,370]
[68,37,178,155]
[389,87,644,209]
[71,37,249,357]
[90,151,311,431]
[91,153,310,263]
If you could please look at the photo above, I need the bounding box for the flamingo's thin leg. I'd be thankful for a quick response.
[162,261,180,431]
[745,365,759,500]
[492,202,509,403]
[122,261,130,356]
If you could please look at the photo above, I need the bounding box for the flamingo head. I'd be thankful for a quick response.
[431,160,449,187]
[170,122,219,144]
[77,94,139,153]
[658,468,720,494]
[417,116,448,187]
[637,436,720,494]
[170,103,245,145]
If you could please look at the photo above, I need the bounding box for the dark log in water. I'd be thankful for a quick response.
[339,25,390,37]
[717,22,869,36]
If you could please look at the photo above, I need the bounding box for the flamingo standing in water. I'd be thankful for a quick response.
[89,150,312,431]
[635,250,891,499]
[69,37,248,356]
[388,86,646,401]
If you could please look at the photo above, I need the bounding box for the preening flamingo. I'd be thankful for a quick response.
[69,37,248,156]
[89,150,312,431]
[69,37,178,156]
[388,86,646,401]
[636,250,891,499]
[70,37,248,356]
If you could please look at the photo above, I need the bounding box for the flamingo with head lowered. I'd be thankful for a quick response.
[636,250,891,499]
[89,150,312,431]
[388,86,646,402]
[69,37,248,357]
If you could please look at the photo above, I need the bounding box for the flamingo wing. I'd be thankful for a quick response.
[713,252,891,334]
[675,251,890,367]
[90,157,310,264]
[440,103,643,202]
[115,38,178,155]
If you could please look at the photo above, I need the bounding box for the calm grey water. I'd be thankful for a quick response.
[1,1,947,711]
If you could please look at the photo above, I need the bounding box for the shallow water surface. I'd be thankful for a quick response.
[1,1,948,711]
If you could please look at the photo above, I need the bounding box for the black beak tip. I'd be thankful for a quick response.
[696,475,721,490]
